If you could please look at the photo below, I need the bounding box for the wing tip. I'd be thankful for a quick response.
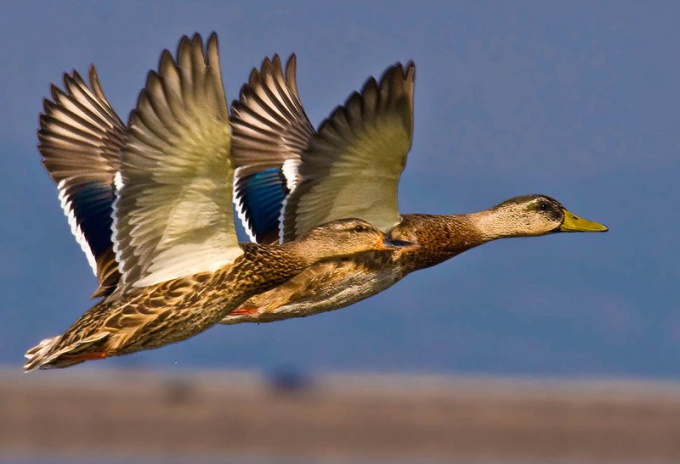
[114,32,235,293]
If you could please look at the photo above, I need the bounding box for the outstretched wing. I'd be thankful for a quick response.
[114,33,241,293]
[230,55,314,243]
[38,67,124,297]
[281,62,415,241]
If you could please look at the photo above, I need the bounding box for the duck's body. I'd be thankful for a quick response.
[224,214,464,323]
[26,244,288,368]
[227,249,400,322]
[223,57,608,324]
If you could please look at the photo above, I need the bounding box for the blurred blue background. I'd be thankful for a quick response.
[2,1,678,377]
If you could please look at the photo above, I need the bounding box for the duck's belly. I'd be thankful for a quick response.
[220,258,403,324]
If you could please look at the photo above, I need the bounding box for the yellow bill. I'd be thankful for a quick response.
[560,209,609,232]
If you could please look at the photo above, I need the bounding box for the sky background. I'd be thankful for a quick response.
[1,1,678,378]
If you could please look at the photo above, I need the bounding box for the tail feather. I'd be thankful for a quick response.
[24,332,110,372]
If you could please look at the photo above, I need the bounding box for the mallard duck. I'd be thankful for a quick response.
[24,34,413,371]
[221,55,608,323]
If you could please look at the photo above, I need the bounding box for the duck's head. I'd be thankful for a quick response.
[293,218,418,264]
[477,194,609,239]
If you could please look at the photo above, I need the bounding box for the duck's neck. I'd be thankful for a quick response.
[392,212,515,270]
[465,208,536,241]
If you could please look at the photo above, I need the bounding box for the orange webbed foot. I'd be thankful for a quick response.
[229,306,260,316]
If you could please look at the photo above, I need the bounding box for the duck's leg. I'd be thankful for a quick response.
[228,306,260,316]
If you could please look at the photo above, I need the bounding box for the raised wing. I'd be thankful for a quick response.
[38,67,124,297]
[281,62,415,242]
[114,33,241,293]
[231,55,314,243]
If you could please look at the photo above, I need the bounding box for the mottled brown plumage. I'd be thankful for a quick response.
[24,219,409,370]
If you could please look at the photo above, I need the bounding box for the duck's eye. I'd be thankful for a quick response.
[538,201,549,211]
[353,224,368,233]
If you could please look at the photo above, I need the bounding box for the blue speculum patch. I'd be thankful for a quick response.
[70,182,115,258]
[242,168,288,241]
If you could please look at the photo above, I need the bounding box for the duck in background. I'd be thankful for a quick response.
[25,34,413,371]
[222,54,608,324]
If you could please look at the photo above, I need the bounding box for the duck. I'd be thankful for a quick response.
[24,34,413,371]
[220,54,608,324]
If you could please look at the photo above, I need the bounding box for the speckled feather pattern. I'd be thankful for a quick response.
[26,243,309,369]
[228,249,399,323]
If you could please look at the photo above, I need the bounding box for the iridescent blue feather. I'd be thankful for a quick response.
[39,67,125,297]
[237,167,288,243]
[68,182,116,259]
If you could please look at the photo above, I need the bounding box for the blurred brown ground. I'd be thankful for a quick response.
[1,368,679,462]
